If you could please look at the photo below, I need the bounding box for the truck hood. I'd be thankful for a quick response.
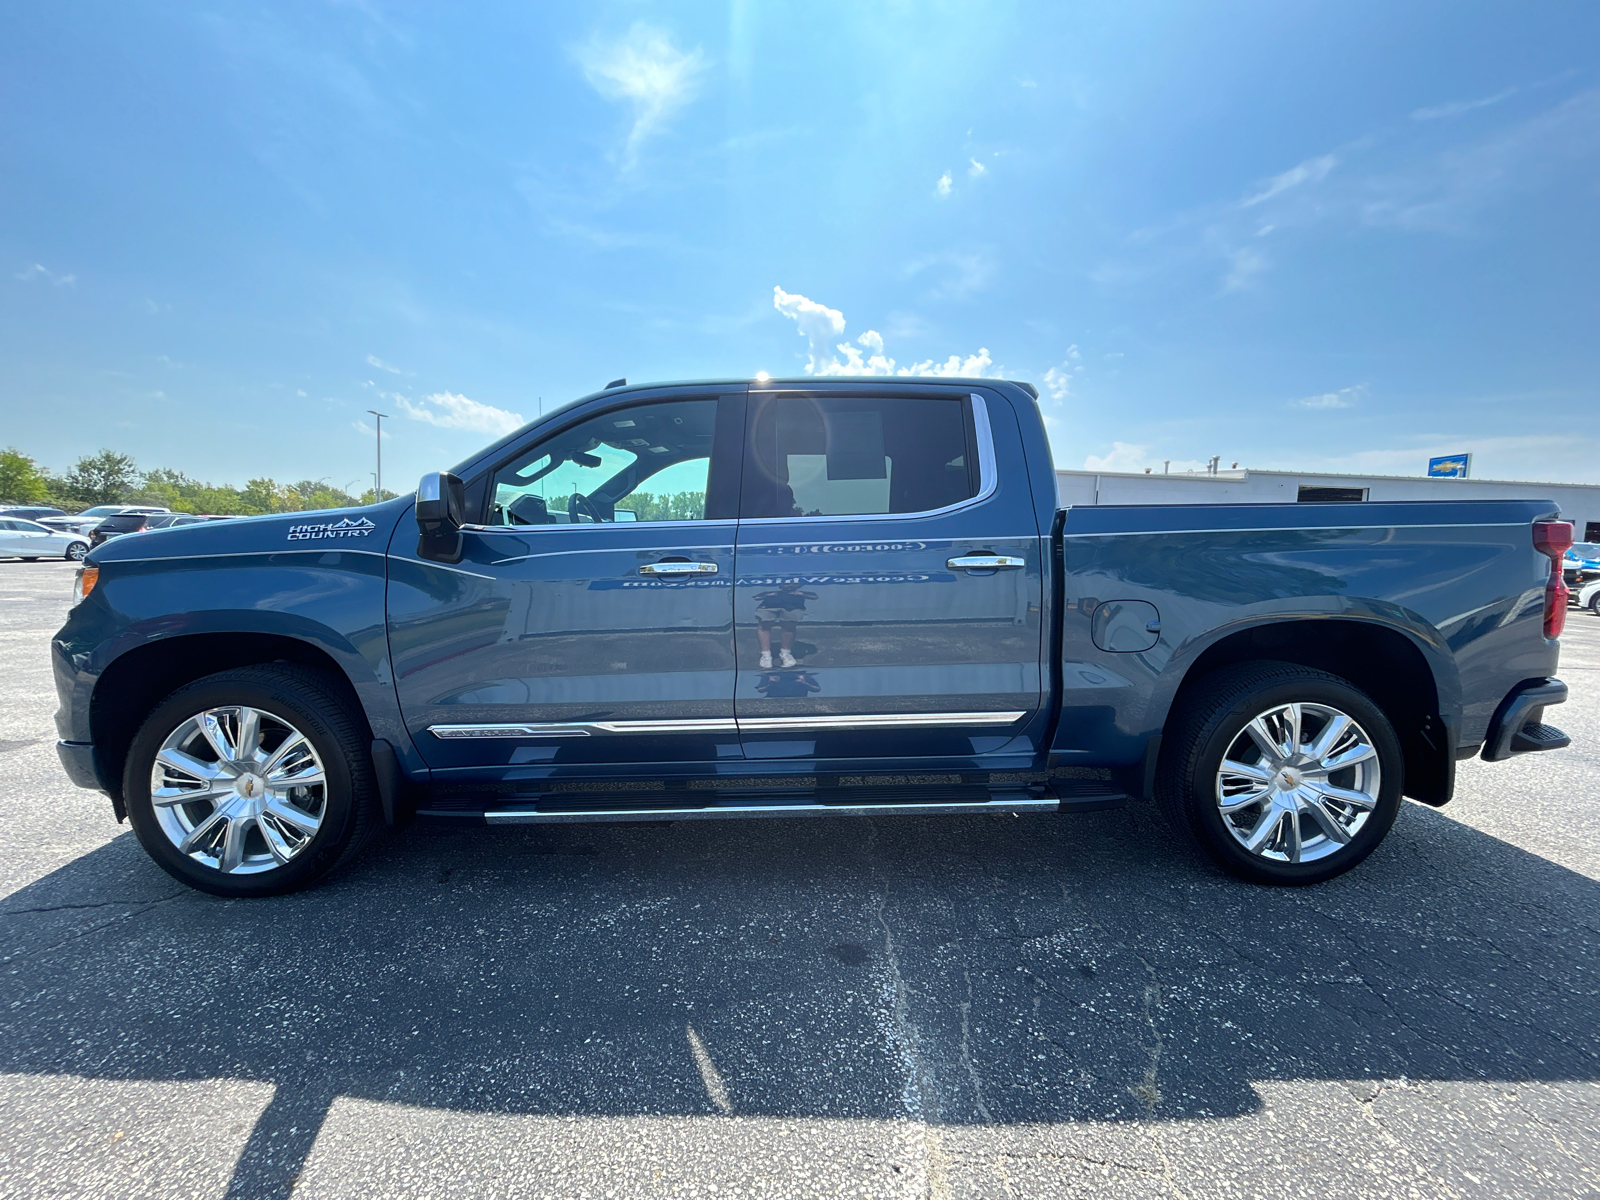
[85,497,415,566]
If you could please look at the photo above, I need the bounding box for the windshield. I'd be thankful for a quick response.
[79,506,122,517]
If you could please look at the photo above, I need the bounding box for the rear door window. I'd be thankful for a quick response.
[741,394,977,519]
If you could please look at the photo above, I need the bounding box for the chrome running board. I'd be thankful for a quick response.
[482,797,1059,825]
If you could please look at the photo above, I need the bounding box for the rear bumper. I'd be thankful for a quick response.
[1481,678,1571,762]
[56,740,105,791]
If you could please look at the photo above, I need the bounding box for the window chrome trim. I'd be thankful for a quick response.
[737,393,998,526]
[460,519,737,535]
[428,710,1025,739]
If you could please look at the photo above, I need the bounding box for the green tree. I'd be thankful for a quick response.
[62,450,139,508]
[0,448,51,504]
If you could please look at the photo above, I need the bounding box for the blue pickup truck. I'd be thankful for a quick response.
[53,378,1573,896]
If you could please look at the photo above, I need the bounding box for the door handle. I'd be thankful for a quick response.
[639,560,719,576]
[947,554,1025,571]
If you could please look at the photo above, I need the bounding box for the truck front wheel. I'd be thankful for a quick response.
[1156,662,1403,885]
[122,664,379,897]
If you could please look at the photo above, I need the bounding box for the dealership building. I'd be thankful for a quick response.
[1055,466,1600,543]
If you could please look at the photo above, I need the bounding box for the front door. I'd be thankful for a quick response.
[388,391,746,781]
[732,386,1044,765]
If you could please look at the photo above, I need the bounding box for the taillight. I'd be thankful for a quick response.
[1533,521,1573,639]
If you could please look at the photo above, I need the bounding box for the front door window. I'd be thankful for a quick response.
[489,399,715,526]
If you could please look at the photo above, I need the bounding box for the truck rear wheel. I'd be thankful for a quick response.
[122,664,379,897]
[1156,662,1403,885]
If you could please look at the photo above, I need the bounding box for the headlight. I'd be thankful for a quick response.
[72,566,98,606]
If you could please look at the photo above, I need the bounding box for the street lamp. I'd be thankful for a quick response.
[366,410,389,500]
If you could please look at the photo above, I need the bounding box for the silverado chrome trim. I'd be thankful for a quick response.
[737,711,1026,732]
[429,719,739,739]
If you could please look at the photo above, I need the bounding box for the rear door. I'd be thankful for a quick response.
[732,385,1044,764]
[388,388,747,781]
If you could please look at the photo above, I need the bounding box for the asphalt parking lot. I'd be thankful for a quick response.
[1,559,1597,1199]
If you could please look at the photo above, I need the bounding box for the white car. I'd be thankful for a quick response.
[0,517,90,561]
[1578,578,1600,615]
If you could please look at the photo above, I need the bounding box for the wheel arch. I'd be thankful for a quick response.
[1162,617,1457,807]
[90,632,374,815]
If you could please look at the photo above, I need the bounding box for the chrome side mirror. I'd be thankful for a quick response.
[415,471,465,563]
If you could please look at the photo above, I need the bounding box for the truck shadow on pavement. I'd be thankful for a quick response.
[2,800,1597,1198]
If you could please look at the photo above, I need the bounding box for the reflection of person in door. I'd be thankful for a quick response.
[754,580,818,669]
[755,670,821,698]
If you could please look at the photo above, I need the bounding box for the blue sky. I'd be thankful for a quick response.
[3,1,1598,491]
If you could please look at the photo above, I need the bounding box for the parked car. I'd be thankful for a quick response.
[0,517,89,561]
[41,504,170,536]
[1565,542,1600,591]
[0,506,68,522]
[88,510,191,546]
[54,378,1572,897]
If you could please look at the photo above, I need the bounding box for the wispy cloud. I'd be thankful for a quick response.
[15,263,75,286]
[573,23,706,169]
[967,158,987,178]
[904,251,994,299]
[772,286,998,378]
[352,419,392,440]
[395,391,525,436]
[1241,154,1337,207]
[935,170,953,198]
[1412,87,1518,121]
[366,354,404,374]
[1292,384,1366,410]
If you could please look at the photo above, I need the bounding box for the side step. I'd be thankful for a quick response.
[1050,779,1129,812]
[482,796,1059,824]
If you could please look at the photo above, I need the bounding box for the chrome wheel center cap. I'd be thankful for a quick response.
[235,773,265,802]
[1277,767,1301,790]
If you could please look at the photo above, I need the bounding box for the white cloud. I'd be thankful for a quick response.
[1292,383,1366,409]
[772,286,999,379]
[1043,366,1072,400]
[396,391,526,436]
[574,23,706,168]
[935,171,953,198]
[1412,87,1518,121]
[15,263,75,285]
[1241,153,1337,207]
[352,419,391,440]
[967,158,987,178]
[366,354,403,374]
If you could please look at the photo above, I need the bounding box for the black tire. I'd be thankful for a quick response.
[65,542,87,562]
[123,664,378,897]
[1588,592,1600,615]
[20,557,38,563]
[1155,661,1403,886]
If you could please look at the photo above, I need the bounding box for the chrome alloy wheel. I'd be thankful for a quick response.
[1215,702,1380,865]
[150,706,327,875]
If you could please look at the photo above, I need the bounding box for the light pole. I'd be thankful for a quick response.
[366,410,389,500]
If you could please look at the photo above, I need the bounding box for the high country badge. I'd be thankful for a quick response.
[287,517,377,542]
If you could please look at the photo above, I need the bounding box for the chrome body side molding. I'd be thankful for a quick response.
[430,718,739,739]
[428,711,1025,739]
